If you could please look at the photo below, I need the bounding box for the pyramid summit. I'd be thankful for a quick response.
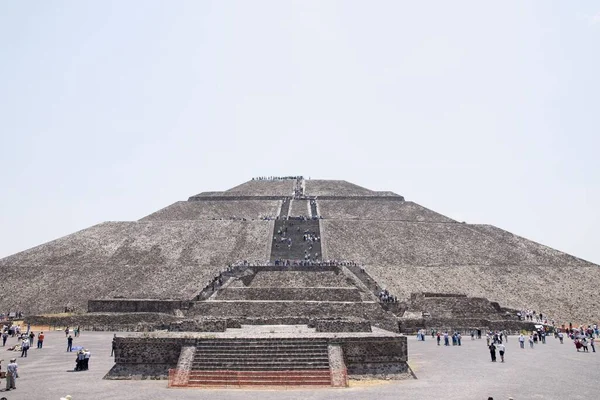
[1,176,598,324]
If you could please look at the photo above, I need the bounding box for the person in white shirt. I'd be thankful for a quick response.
[519,334,525,349]
[497,343,506,362]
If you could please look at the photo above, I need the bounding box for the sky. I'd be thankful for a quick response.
[1,1,599,264]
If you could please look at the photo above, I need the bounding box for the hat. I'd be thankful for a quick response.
[10,358,16,362]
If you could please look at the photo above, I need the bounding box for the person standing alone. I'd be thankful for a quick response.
[20,337,29,357]
[37,331,45,349]
[6,358,18,391]
[67,335,73,352]
[489,343,497,362]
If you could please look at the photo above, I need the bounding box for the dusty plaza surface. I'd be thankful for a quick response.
[1,330,598,400]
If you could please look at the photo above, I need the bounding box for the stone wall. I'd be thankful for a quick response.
[25,312,183,332]
[191,300,380,319]
[190,301,398,332]
[238,270,354,288]
[88,299,189,314]
[319,200,454,222]
[215,287,363,302]
[168,319,227,332]
[140,200,282,221]
[315,319,372,333]
[337,336,408,378]
[305,180,383,197]
[106,337,186,379]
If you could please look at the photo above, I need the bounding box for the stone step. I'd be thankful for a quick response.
[195,343,328,349]
[196,351,329,360]
[193,357,329,364]
[187,380,331,387]
[188,370,331,378]
[195,339,329,344]
[195,355,328,361]
[191,365,330,371]
[195,345,328,350]
[193,360,330,367]
[193,359,329,366]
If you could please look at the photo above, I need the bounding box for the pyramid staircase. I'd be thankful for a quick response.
[180,338,335,387]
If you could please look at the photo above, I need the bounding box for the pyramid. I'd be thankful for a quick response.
[1,177,598,323]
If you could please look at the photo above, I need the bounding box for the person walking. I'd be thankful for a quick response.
[489,343,497,362]
[2,331,7,346]
[497,343,506,362]
[5,358,18,391]
[436,332,441,346]
[591,336,596,353]
[519,334,525,349]
[67,335,73,352]
[28,331,35,347]
[529,335,534,349]
[37,332,45,349]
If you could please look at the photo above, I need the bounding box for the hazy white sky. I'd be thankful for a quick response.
[1,1,599,264]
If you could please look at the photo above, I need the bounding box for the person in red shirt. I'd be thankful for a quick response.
[37,332,45,349]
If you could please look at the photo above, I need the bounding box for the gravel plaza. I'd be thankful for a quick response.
[0,330,597,400]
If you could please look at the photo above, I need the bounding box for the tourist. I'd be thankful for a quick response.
[75,350,85,371]
[2,330,7,346]
[558,331,564,344]
[5,358,18,391]
[20,337,29,357]
[28,330,35,347]
[111,334,117,356]
[436,332,441,346]
[67,335,73,352]
[581,337,589,352]
[529,335,534,349]
[497,342,505,362]
[489,343,497,362]
[83,349,91,370]
[37,331,45,348]
[443,332,449,346]
[591,336,596,353]
[457,332,462,346]
[65,326,70,337]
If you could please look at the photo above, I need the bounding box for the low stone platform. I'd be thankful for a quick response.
[106,325,408,383]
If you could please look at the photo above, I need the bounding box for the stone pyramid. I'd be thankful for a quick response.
[1,177,598,323]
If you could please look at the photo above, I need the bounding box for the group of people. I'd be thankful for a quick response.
[516,309,552,325]
[1,311,24,320]
[252,176,302,181]
[74,348,92,371]
[432,331,463,346]
[378,289,398,303]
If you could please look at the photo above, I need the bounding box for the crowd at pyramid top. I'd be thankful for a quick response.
[252,176,303,181]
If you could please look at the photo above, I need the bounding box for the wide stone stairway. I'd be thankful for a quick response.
[186,338,332,387]
[270,219,322,262]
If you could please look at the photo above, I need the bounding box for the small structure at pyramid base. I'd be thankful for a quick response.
[98,261,409,386]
